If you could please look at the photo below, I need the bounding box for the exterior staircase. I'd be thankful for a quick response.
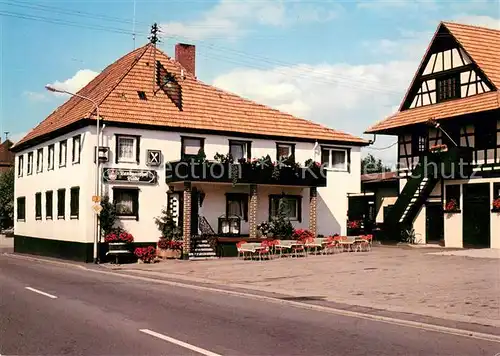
[384,147,473,237]
[189,235,218,260]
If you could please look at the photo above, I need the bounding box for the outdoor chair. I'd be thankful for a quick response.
[291,241,307,258]
[274,240,292,258]
[253,240,272,261]
[237,241,255,260]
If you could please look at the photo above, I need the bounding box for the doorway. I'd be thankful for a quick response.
[426,203,444,243]
[463,183,490,247]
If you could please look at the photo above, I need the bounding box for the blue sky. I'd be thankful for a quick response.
[1,0,499,162]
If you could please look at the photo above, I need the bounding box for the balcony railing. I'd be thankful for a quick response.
[165,160,327,187]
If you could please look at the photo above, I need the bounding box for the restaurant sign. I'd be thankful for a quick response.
[102,168,157,184]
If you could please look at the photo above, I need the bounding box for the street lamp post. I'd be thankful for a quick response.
[45,85,101,263]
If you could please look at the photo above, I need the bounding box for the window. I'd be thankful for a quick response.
[229,140,251,161]
[225,193,248,221]
[137,91,147,100]
[59,140,67,167]
[276,143,295,161]
[437,75,460,102]
[113,188,139,220]
[321,147,349,171]
[18,155,24,177]
[116,135,139,163]
[494,183,500,199]
[181,136,204,159]
[475,120,497,150]
[36,148,43,173]
[46,191,53,219]
[445,184,461,210]
[27,152,33,175]
[35,192,42,220]
[269,195,302,221]
[412,133,427,154]
[47,144,54,170]
[70,187,80,219]
[72,135,81,164]
[57,189,66,219]
[17,197,26,221]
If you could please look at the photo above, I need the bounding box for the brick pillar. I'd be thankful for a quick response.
[182,182,192,259]
[249,184,258,239]
[309,187,318,236]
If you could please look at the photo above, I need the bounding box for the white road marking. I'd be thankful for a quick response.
[25,287,57,299]
[139,329,221,356]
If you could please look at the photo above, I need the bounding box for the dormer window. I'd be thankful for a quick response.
[437,75,460,103]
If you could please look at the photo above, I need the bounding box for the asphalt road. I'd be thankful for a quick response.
[1,255,499,356]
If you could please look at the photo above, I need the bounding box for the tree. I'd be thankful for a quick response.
[361,154,391,174]
[0,167,14,229]
[99,195,117,237]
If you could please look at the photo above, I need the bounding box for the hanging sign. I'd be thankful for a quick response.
[102,168,157,184]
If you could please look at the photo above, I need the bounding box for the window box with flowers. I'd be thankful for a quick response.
[105,230,134,263]
[492,198,500,213]
[157,238,182,259]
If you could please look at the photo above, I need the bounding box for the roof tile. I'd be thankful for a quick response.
[16,44,367,147]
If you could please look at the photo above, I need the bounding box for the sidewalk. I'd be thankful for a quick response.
[107,247,500,327]
[0,233,13,253]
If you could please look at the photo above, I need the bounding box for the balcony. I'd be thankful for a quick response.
[165,160,327,187]
[427,146,474,178]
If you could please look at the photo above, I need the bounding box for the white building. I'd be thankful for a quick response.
[365,22,500,248]
[12,41,368,261]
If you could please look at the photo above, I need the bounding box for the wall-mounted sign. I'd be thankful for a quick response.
[102,168,157,184]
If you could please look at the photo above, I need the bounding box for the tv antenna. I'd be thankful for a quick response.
[132,0,137,49]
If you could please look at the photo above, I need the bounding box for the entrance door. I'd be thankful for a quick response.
[426,203,444,243]
[463,183,490,247]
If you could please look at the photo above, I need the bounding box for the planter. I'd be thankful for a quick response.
[156,248,182,259]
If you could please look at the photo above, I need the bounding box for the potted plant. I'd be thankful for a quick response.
[444,199,459,213]
[105,229,134,253]
[492,197,500,212]
[134,246,156,263]
[292,228,314,243]
[154,208,183,259]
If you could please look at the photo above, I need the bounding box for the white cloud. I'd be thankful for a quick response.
[47,69,99,96]
[160,0,340,41]
[23,91,49,102]
[211,14,499,164]
[213,61,416,164]
[451,15,500,29]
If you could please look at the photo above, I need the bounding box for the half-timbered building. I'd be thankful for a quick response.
[366,22,500,248]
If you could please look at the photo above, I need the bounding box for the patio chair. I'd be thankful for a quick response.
[253,240,271,261]
[237,241,254,260]
[274,239,292,258]
[291,241,307,258]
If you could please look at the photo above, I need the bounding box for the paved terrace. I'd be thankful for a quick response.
[110,246,500,327]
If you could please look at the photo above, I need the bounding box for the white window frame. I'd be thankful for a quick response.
[322,147,349,172]
[270,195,300,221]
[117,136,138,163]
[27,152,33,175]
[48,144,54,170]
[276,143,294,160]
[18,155,24,177]
[36,148,44,173]
[229,140,249,161]
[59,140,67,167]
[72,135,81,164]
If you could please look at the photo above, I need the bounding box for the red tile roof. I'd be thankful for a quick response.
[361,171,398,183]
[15,44,367,149]
[0,140,14,166]
[366,22,500,134]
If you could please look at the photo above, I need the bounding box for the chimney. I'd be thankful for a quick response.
[175,43,196,77]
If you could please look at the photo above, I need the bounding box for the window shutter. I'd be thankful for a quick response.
[247,141,252,160]
[115,136,119,164]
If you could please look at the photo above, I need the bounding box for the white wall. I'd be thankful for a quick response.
[15,125,363,244]
[14,127,95,243]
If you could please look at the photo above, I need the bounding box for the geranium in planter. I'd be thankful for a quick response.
[492,198,500,212]
[347,220,361,229]
[157,238,183,259]
[105,230,134,254]
[292,229,314,243]
[444,199,460,213]
[134,246,156,263]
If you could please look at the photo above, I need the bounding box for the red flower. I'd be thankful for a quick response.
[347,220,361,229]
[445,199,458,212]
[134,246,156,263]
[292,229,315,243]
[105,230,134,243]
[493,198,500,210]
